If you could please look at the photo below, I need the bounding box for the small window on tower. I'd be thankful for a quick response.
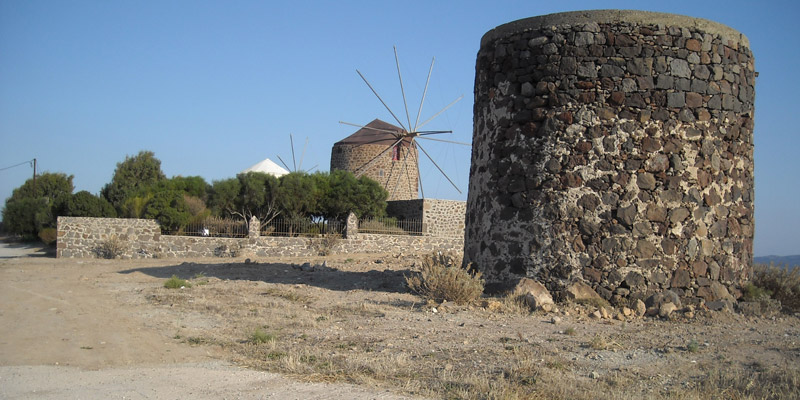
[392,145,400,161]
[378,169,385,177]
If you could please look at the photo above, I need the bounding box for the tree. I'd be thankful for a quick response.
[153,176,210,200]
[2,172,74,237]
[207,173,281,224]
[102,151,166,211]
[143,190,191,233]
[57,191,117,218]
[208,178,241,217]
[277,172,317,220]
[315,170,388,220]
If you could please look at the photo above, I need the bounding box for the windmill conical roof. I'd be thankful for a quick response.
[335,119,413,146]
[241,158,290,177]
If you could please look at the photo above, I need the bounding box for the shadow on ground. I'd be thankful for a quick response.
[119,260,413,294]
[0,239,56,259]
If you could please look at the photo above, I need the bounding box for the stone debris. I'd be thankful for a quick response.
[512,277,554,311]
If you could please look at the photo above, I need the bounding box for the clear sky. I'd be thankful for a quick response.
[1,0,797,256]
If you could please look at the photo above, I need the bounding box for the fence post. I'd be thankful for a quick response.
[248,216,260,238]
[344,212,358,239]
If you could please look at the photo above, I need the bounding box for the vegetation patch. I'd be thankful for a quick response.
[751,263,800,312]
[250,328,276,345]
[164,275,192,289]
[406,252,484,305]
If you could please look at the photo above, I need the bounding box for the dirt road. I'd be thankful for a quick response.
[0,243,413,399]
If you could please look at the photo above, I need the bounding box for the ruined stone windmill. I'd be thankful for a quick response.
[332,46,468,201]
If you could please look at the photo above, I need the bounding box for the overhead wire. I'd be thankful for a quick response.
[0,160,34,172]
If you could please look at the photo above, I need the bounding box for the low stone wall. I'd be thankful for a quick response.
[57,216,462,259]
[387,199,466,238]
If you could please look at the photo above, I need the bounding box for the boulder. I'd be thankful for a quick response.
[563,281,605,303]
[512,278,554,310]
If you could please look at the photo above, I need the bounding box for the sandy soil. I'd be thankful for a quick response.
[0,243,413,400]
[1,241,798,399]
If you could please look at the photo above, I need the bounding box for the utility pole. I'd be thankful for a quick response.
[32,158,37,195]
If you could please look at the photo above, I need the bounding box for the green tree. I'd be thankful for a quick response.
[143,190,191,233]
[102,151,166,211]
[208,178,241,217]
[57,191,117,218]
[277,172,317,220]
[207,173,281,224]
[2,172,74,237]
[153,176,209,199]
[315,170,387,220]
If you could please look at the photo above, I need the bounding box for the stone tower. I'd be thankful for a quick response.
[464,10,755,305]
[331,119,420,201]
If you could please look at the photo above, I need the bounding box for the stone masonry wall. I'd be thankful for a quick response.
[331,143,419,201]
[464,10,755,306]
[387,199,466,238]
[57,216,461,259]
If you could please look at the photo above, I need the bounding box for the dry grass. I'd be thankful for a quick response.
[406,253,484,305]
[137,259,800,400]
[752,263,800,312]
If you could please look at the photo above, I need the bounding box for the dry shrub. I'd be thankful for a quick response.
[94,235,125,259]
[696,365,800,399]
[308,233,340,256]
[752,263,800,312]
[406,252,483,305]
[38,227,57,245]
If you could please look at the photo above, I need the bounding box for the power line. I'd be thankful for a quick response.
[0,159,35,172]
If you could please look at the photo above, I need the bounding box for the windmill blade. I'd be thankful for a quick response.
[276,155,292,172]
[414,57,435,132]
[353,138,405,178]
[416,94,464,131]
[417,136,472,146]
[417,130,454,135]
[290,134,297,172]
[349,138,409,150]
[394,46,413,132]
[357,69,408,131]
[338,121,403,138]
[415,141,462,194]
[415,144,425,199]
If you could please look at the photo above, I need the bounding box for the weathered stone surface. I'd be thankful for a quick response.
[513,278,555,310]
[563,281,604,302]
[58,213,464,260]
[466,10,755,307]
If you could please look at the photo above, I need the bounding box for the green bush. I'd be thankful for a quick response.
[164,275,191,289]
[406,253,484,305]
[250,328,276,344]
[144,191,191,233]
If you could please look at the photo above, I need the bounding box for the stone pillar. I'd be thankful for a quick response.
[344,212,359,239]
[248,216,260,238]
[464,10,755,304]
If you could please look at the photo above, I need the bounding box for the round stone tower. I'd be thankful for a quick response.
[331,119,420,201]
[464,10,755,305]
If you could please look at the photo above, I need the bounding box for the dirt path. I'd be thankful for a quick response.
[0,243,414,399]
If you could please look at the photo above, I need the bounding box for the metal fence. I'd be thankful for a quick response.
[167,217,248,238]
[261,218,345,237]
[358,217,422,236]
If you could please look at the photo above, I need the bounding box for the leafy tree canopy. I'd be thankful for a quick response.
[56,191,117,218]
[102,150,166,211]
[143,190,190,233]
[2,172,75,237]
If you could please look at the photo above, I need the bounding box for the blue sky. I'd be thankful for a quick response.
[1,1,797,256]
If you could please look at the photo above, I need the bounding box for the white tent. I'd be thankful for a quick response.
[241,158,290,177]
